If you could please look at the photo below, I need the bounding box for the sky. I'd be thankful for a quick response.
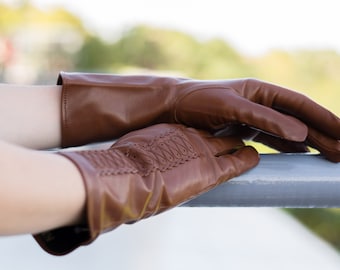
[5,0,340,56]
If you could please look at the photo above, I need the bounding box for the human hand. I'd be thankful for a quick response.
[35,123,259,255]
[59,73,339,161]
[175,78,340,162]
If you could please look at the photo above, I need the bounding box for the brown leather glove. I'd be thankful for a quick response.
[59,72,340,162]
[34,123,259,255]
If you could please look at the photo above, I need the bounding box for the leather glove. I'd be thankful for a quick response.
[34,123,259,255]
[58,72,340,162]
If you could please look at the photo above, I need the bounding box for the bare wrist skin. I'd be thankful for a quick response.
[0,140,86,235]
[0,84,62,149]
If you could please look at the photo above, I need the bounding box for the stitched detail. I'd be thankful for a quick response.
[77,150,138,176]
[77,128,199,176]
[121,128,199,176]
[61,84,69,147]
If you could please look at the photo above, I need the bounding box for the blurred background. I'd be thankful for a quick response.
[1,0,340,268]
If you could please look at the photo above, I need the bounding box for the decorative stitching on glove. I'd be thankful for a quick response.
[75,150,138,176]
[76,128,199,176]
[122,128,199,176]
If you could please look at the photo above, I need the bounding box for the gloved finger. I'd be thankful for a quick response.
[241,79,340,140]
[215,124,309,153]
[307,127,340,163]
[177,88,308,142]
[253,132,309,153]
[221,93,308,142]
[215,145,259,181]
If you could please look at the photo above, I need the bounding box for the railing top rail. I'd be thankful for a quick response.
[183,154,340,208]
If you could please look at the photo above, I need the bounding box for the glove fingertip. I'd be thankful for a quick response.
[216,145,259,181]
[233,145,260,169]
[278,114,309,142]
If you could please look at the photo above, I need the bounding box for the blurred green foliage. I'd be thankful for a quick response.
[75,25,256,80]
[287,209,340,250]
[1,1,340,251]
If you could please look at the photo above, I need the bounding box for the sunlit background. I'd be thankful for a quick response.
[1,0,340,269]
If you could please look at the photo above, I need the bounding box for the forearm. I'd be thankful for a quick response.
[0,84,62,149]
[0,140,86,235]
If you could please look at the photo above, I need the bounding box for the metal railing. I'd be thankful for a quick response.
[183,154,340,208]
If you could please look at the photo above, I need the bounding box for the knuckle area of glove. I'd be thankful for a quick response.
[175,86,234,106]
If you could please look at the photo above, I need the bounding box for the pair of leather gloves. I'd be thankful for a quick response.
[35,72,340,255]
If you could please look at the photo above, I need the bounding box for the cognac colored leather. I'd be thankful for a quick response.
[34,124,259,255]
[58,72,340,162]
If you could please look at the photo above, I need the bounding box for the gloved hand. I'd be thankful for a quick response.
[58,72,340,162]
[34,123,259,255]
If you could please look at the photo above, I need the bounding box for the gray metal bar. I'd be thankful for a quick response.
[183,154,340,208]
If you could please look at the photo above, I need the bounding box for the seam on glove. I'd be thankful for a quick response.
[75,128,199,177]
